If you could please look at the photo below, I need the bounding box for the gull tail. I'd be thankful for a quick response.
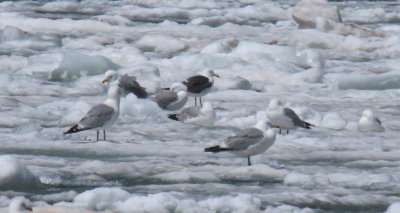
[302,121,315,129]
[64,124,88,134]
[168,114,179,121]
[204,145,233,153]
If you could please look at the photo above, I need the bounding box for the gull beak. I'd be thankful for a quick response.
[101,79,108,84]
[212,73,220,78]
[26,206,33,211]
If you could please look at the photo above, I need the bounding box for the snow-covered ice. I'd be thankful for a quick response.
[0,0,399,212]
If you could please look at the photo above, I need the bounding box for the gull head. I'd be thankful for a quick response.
[203,69,220,78]
[256,120,276,140]
[9,197,32,213]
[268,98,282,109]
[255,119,273,132]
[362,109,373,118]
[102,70,119,84]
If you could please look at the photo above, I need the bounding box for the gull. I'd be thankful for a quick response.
[102,70,147,98]
[266,98,314,134]
[64,82,121,141]
[205,120,276,166]
[182,69,219,107]
[168,102,215,126]
[150,83,188,111]
[358,109,385,132]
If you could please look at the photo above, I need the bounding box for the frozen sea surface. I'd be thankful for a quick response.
[0,0,399,212]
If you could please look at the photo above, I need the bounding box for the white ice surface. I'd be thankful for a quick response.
[0,1,398,213]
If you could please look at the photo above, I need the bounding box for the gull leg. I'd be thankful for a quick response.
[96,131,99,141]
[247,156,251,166]
[279,128,281,135]
[287,129,289,134]
[195,98,197,106]
[103,130,106,141]
[200,97,203,107]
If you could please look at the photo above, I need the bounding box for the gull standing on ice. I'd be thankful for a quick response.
[183,69,219,107]
[168,102,216,126]
[358,109,385,132]
[204,120,276,166]
[150,83,188,111]
[102,70,147,98]
[64,83,121,141]
[266,98,314,134]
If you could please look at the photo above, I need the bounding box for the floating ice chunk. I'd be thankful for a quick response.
[121,63,160,77]
[73,187,130,211]
[0,115,29,128]
[40,1,79,13]
[200,194,261,213]
[1,26,28,42]
[326,172,392,188]
[386,202,400,213]
[265,204,314,213]
[232,41,323,69]
[13,121,42,135]
[286,68,322,85]
[358,109,385,133]
[200,38,239,54]
[215,76,252,91]
[220,165,287,182]
[336,71,400,90]
[115,5,191,24]
[35,191,77,203]
[95,15,133,26]
[292,0,342,29]
[343,7,387,24]
[191,3,288,27]
[120,94,161,119]
[0,156,39,190]
[285,29,344,49]
[316,17,386,37]
[0,55,28,73]
[171,54,238,74]
[50,52,120,81]
[116,193,199,213]
[284,173,314,186]
[38,100,92,127]
[229,3,289,23]
[153,171,219,183]
[135,34,187,57]
[320,112,347,130]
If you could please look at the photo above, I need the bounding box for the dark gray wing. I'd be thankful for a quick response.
[284,107,306,127]
[182,75,211,93]
[153,91,178,109]
[224,128,263,150]
[178,106,201,120]
[119,74,147,98]
[79,104,114,129]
